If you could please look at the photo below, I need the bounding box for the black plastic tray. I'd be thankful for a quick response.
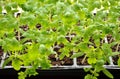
[0,68,120,79]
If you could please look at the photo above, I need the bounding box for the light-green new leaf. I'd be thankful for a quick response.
[12,0,26,4]
[12,58,22,71]
[88,58,97,64]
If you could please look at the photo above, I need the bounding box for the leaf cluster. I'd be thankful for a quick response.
[0,0,120,79]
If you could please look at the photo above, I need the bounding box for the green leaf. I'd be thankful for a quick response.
[25,68,38,77]
[2,56,14,68]
[57,35,65,42]
[3,38,23,51]
[94,39,100,47]
[11,0,26,4]
[78,42,89,52]
[0,6,2,13]
[93,1,101,8]
[85,74,98,79]
[40,58,51,69]
[101,43,112,55]
[71,52,84,58]
[83,26,95,42]
[79,10,85,20]
[12,58,22,71]
[59,48,70,60]
[84,74,96,79]
[84,74,92,79]
[102,69,114,79]
[84,68,91,72]
[117,57,120,67]
[18,71,27,79]
[93,76,97,79]
[94,72,99,77]
[59,52,65,60]
[11,2,18,8]
[5,5,11,12]
[88,58,97,64]
[111,52,120,56]
[39,44,46,53]
[96,60,104,66]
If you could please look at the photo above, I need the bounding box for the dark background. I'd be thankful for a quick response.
[0,68,120,79]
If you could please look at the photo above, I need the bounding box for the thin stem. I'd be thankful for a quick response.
[109,38,113,43]
[116,43,119,52]
[49,11,53,22]
[18,31,21,41]
[81,55,87,64]
[77,0,78,3]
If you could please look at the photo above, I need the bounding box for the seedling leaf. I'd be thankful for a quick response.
[117,57,120,67]
[88,58,97,64]
[12,58,22,71]
[102,69,114,79]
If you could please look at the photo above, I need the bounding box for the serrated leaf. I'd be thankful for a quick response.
[40,58,51,69]
[18,71,27,79]
[59,48,69,60]
[57,35,67,43]
[88,57,97,64]
[83,26,95,42]
[12,58,22,71]
[25,68,38,77]
[102,69,113,79]
[78,42,89,52]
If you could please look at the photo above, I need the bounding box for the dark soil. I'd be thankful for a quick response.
[0,46,3,62]
[112,55,119,65]
[49,51,73,66]
[48,34,120,66]
[77,56,88,65]
[0,46,3,56]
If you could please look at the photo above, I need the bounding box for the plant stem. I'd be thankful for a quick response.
[81,55,87,64]
[116,43,119,52]
[18,31,20,41]
[77,0,79,3]
[109,38,113,43]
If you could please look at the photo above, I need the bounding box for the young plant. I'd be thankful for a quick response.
[0,0,120,79]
